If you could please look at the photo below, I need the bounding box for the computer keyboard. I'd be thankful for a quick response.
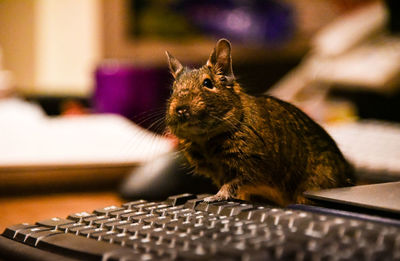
[1,193,399,261]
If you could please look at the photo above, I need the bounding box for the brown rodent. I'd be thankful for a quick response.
[165,39,355,206]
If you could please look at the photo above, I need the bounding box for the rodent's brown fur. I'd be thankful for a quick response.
[165,39,354,206]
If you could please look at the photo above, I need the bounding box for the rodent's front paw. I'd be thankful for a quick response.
[203,193,230,202]
[204,183,235,202]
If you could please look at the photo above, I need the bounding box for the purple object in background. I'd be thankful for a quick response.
[176,0,295,45]
[177,0,294,44]
[93,61,171,132]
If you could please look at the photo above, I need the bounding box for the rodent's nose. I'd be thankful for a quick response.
[175,105,190,120]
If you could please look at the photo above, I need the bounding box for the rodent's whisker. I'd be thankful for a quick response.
[134,113,165,128]
[130,107,165,126]
[131,107,165,119]
[117,109,168,163]
[150,118,167,135]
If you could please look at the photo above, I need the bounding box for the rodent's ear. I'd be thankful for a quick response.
[166,51,183,79]
[206,39,234,83]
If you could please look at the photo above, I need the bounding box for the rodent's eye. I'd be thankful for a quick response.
[202,78,213,89]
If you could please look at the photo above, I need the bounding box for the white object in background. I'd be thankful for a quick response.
[0,98,46,124]
[35,0,102,95]
[0,99,174,189]
[0,0,101,96]
[326,120,400,181]
[0,102,173,167]
[309,37,400,91]
[0,47,14,98]
[312,2,387,57]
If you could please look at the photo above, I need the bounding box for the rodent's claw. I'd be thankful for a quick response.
[203,193,230,203]
[204,183,234,202]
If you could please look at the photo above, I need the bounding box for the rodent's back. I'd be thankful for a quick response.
[244,94,354,190]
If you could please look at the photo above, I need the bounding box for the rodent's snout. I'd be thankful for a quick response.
[175,105,190,121]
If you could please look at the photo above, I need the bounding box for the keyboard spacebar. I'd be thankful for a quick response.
[37,233,124,260]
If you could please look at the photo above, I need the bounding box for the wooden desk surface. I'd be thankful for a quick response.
[0,192,123,232]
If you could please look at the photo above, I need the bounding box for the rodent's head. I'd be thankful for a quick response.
[165,39,243,140]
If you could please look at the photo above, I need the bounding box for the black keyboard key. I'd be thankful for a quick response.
[207,201,240,215]
[25,230,63,246]
[286,212,314,231]
[273,242,305,260]
[78,228,102,237]
[130,213,157,224]
[102,248,143,260]
[217,243,253,260]
[165,193,196,206]
[121,235,142,248]
[145,203,171,214]
[120,211,148,220]
[103,220,131,230]
[59,222,86,233]
[93,205,124,216]
[36,217,75,229]
[36,233,125,259]
[14,226,52,242]
[153,216,173,228]
[237,206,269,220]
[359,228,380,246]
[67,211,96,222]
[181,195,208,210]
[2,223,37,239]
[67,225,96,234]
[256,208,286,224]
[108,208,135,218]
[142,216,171,227]
[219,203,253,216]
[83,215,109,225]
[93,217,119,227]
[114,233,138,246]
[131,202,159,212]
[184,198,205,210]
[115,222,142,233]
[241,249,272,261]
[156,205,184,214]
[194,202,211,212]
[379,229,398,249]
[177,247,216,260]
[371,246,398,260]
[162,207,193,219]
[89,230,118,240]
[305,220,333,239]
[102,232,127,243]
[127,224,152,236]
[122,199,148,209]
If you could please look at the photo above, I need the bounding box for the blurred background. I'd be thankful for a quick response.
[1,0,387,115]
[0,0,400,196]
